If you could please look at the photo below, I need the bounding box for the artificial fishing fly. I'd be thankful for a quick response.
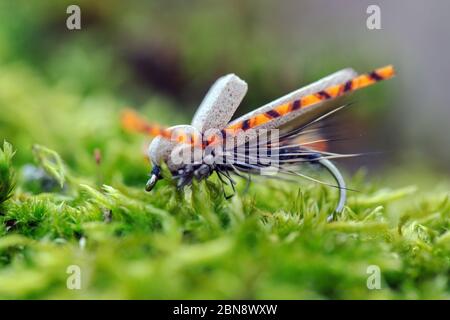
[122,65,395,221]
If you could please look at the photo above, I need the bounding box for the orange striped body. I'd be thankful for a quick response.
[223,65,395,135]
[121,109,172,139]
[121,65,395,149]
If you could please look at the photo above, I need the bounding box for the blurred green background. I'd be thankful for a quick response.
[2,0,449,179]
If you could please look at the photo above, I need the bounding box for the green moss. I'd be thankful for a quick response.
[0,136,449,298]
[0,141,16,207]
[0,51,448,301]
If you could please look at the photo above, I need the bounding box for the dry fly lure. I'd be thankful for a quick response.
[122,65,395,221]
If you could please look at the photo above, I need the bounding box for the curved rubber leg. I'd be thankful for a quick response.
[317,158,346,222]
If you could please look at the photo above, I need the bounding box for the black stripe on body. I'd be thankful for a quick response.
[266,110,281,118]
[292,99,301,110]
[343,80,353,92]
[369,71,383,81]
[241,119,251,130]
[316,90,332,100]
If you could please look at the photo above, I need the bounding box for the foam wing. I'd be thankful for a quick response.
[191,74,248,132]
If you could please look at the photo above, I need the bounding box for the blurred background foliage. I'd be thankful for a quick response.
[0,0,397,174]
[0,0,449,299]
[1,0,449,178]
